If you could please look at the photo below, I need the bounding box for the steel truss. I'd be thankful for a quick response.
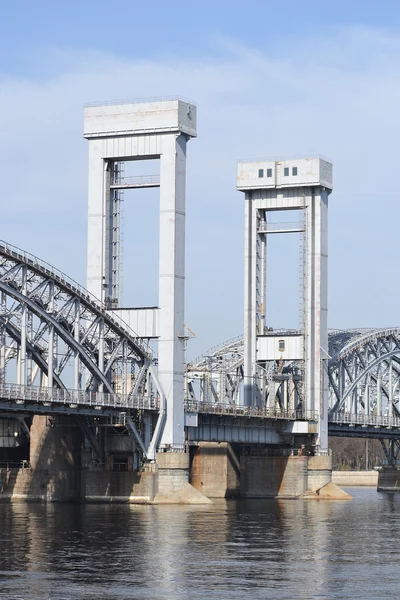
[0,241,166,460]
[328,328,400,420]
[187,328,400,431]
[186,331,303,413]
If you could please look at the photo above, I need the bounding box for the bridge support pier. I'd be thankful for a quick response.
[156,452,190,495]
[377,467,400,492]
[29,415,83,501]
[189,443,240,498]
[189,443,333,499]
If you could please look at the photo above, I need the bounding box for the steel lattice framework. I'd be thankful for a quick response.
[186,328,400,430]
[328,328,400,419]
[2,236,400,459]
[0,241,167,459]
[186,330,303,412]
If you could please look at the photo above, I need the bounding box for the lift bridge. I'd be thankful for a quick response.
[0,240,400,466]
[1,98,399,473]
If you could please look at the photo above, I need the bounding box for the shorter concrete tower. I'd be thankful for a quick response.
[237,158,333,453]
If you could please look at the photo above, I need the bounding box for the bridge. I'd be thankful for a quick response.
[0,98,398,502]
[1,239,399,464]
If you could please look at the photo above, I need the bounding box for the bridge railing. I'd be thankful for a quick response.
[0,383,159,411]
[329,412,400,429]
[184,401,318,421]
[111,175,160,187]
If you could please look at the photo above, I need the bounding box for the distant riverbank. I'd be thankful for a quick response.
[332,470,378,486]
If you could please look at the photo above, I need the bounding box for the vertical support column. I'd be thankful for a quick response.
[259,214,267,336]
[19,266,27,386]
[243,194,260,406]
[304,188,329,453]
[365,376,370,416]
[0,292,6,384]
[377,372,382,416]
[98,318,104,393]
[158,134,187,449]
[74,299,80,390]
[47,281,54,389]
[87,143,107,303]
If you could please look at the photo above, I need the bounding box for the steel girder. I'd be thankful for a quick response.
[0,241,152,392]
[185,331,302,411]
[328,328,400,421]
[186,329,400,428]
[0,241,167,460]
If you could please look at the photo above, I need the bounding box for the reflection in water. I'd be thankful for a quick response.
[0,489,399,599]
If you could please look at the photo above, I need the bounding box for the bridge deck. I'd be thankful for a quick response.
[0,384,399,439]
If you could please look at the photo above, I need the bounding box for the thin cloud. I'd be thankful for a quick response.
[0,27,399,356]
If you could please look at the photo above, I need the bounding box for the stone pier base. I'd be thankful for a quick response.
[156,452,190,494]
[154,451,212,504]
[28,415,83,501]
[190,442,240,498]
[240,455,308,498]
[377,467,400,491]
[189,445,335,499]
[307,455,332,492]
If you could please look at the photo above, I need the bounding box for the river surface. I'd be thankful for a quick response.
[0,487,399,599]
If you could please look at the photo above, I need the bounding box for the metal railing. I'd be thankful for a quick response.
[237,154,332,164]
[258,221,305,233]
[0,383,159,411]
[84,96,196,108]
[184,401,317,421]
[187,334,244,369]
[111,175,160,187]
[329,412,400,429]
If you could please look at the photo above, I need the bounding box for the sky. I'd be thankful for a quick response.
[1,0,400,359]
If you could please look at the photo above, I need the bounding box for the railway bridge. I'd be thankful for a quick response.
[0,98,397,502]
[0,240,398,500]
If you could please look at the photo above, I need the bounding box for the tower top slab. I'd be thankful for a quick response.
[237,157,332,191]
[84,98,197,139]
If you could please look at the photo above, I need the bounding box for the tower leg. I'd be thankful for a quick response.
[158,134,187,450]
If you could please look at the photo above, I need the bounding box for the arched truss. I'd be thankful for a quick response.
[186,336,244,405]
[186,331,303,410]
[0,242,169,460]
[186,329,400,419]
[0,241,153,395]
[328,328,400,419]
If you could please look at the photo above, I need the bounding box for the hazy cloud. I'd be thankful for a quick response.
[0,26,399,358]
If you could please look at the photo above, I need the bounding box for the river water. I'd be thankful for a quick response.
[0,488,399,600]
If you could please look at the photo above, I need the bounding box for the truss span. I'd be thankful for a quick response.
[0,241,152,398]
[187,329,400,428]
[328,327,400,420]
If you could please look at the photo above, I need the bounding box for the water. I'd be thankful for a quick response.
[0,488,399,600]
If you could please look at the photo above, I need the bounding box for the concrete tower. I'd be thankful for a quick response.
[84,98,197,450]
[237,158,333,453]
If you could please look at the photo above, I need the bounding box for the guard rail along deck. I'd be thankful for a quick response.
[184,401,318,420]
[329,412,400,429]
[0,383,158,411]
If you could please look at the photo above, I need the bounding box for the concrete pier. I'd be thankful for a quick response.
[377,467,400,491]
[0,429,337,503]
[156,452,190,494]
[189,443,333,499]
[190,442,240,498]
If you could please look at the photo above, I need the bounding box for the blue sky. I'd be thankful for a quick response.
[2,0,400,69]
[1,1,400,358]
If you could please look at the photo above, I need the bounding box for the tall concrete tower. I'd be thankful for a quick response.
[237,158,332,453]
[84,98,197,451]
